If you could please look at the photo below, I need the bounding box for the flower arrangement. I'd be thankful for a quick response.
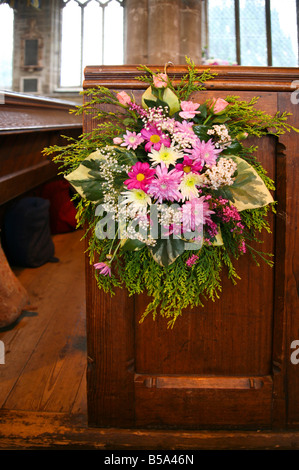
[44,59,297,327]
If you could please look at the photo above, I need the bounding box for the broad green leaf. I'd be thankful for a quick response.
[68,178,104,202]
[221,141,243,155]
[65,149,106,202]
[65,146,136,203]
[120,238,146,251]
[211,115,230,124]
[149,238,185,267]
[142,86,180,116]
[193,124,210,141]
[198,103,208,119]
[111,146,137,167]
[226,156,274,211]
[143,98,161,108]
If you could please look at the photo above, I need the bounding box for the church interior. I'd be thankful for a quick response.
[0,0,299,452]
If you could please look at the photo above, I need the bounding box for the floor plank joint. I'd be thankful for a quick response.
[1,230,299,450]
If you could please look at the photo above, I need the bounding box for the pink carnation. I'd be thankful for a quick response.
[179,101,201,119]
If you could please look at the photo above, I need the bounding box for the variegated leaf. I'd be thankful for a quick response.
[227,156,274,211]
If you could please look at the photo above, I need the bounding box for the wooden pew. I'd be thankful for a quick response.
[0,91,82,328]
[0,91,82,205]
[83,65,298,431]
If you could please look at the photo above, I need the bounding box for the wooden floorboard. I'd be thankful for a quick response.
[0,229,87,416]
[1,230,299,450]
[1,409,299,450]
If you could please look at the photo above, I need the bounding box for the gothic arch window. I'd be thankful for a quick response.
[60,0,124,88]
[207,0,299,67]
[0,3,14,90]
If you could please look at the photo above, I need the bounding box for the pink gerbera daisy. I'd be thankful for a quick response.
[182,196,214,233]
[121,130,144,150]
[140,125,171,152]
[147,163,183,203]
[94,262,111,277]
[185,138,222,167]
[124,161,156,192]
[176,156,203,174]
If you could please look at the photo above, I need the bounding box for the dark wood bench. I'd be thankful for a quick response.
[0,91,82,205]
[0,91,82,328]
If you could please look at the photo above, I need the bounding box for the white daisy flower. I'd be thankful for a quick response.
[148,144,184,168]
[179,172,202,201]
[120,189,151,209]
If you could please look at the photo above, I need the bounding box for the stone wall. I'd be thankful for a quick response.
[124,0,206,65]
[11,0,207,102]
[12,0,62,98]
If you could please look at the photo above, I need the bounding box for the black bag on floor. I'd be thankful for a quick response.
[3,197,58,268]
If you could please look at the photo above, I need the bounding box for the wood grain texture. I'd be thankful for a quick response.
[85,261,135,427]
[83,65,299,91]
[0,92,82,204]
[0,230,86,416]
[0,92,82,134]
[277,92,299,428]
[82,65,298,430]
[1,409,299,450]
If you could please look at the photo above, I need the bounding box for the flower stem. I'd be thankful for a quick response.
[203,114,213,125]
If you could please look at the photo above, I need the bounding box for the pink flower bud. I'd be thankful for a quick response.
[153,73,168,88]
[113,137,123,145]
[236,131,248,141]
[209,97,229,114]
[116,91,131,106]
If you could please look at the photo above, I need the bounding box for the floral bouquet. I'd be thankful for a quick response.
[45,59,297,327]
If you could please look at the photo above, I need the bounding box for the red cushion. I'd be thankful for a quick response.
[41,180,77,234]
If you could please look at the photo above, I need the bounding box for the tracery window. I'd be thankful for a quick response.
[60,0,124,88]
[207,0,298,66]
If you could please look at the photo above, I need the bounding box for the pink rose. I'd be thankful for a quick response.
[209,97,229,114]
[153,73,168,88]
[179,101,201,119]
[117,91,131,106]
[113,137,123,145]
